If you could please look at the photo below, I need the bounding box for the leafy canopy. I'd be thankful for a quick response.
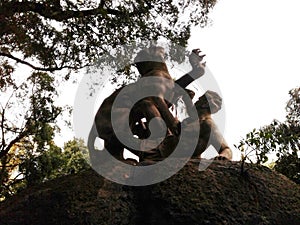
[236,87,300,183]
[0,0,218,199]
[0,0,217,74]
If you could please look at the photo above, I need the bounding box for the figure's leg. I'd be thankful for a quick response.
[130,108,151,139]
[136,99,169,139]
[151,96,180,136]
[131,120,150,139]
[182,88,198,120]
[132,99,174,161]
[100,107,133,161]
[202,118,232,160]
[137,73,179,136]
[192,139,208,159]
[104,136,125,160]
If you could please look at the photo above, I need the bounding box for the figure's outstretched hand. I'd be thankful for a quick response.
[189,49,206,79]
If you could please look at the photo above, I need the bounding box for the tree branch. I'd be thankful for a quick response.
[0,107,5,152]
[0,1,146,21]
[0,130,27,159]
[0,52,85,72]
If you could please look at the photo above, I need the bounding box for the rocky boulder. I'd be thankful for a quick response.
[0,160,299,225]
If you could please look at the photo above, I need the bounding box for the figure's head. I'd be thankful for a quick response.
[195,91,222,115]
[134,46,169,75]
[195,97,212,115]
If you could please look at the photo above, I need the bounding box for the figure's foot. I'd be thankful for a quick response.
[123,158,139,165]
[215,148,232,160]
[214,155,230,161]
[139,148,162,162]
[138,159,159,166]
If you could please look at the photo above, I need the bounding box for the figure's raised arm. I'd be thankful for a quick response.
[175,49,206,88]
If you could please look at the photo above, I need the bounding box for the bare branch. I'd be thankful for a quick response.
[0,107,5,151]
[0,52,86,72]
[0,94,29,158]
[0,130,27,159]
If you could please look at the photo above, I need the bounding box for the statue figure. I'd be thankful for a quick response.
[88,46,232,165]
[154,91,232,160]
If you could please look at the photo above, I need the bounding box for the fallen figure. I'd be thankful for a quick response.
[152,90,233,161]
[186,90,232,160]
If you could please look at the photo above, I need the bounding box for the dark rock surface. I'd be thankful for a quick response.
[1,160,299,225]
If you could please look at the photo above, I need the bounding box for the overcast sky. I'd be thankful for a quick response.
[188,0,300,159]
[53,0,300,160]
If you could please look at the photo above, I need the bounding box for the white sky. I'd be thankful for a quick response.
[188,0,300,159]
[53,0,300,160]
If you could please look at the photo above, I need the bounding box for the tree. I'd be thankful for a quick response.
[0,0,217,75]
[236,87,300,183]
[0,72,62,199]
[18,138,89,185]
[0,138,89,200]
[0,0,217,164]
[0,0,218,198]
[60,138,90,175]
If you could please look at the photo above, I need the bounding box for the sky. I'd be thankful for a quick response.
[53,0,300,160]
[188,0,300,159]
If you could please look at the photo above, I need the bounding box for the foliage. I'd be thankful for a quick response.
[0,0,217,75]
[0,0,218,199]
[236,87,300,183]
[19,138,89,185]
[60,139,90,175]
[0,0,218,93]
[0,72,61,156]
[0,72,88,200]
[0,138,89,200]
[274,153,300,184]
[0,72,61,199]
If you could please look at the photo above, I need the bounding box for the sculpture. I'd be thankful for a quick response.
[88,46,232,164]
[88,47,206,161]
